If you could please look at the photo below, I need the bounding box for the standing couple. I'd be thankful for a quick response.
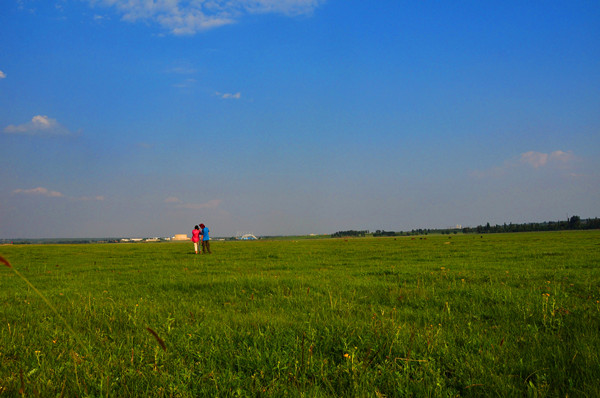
[192,223,211,254]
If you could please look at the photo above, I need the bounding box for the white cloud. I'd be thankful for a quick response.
[0,70,6,79]
[12,187,105,202]
[85,0,324,35]
[472,150,576,179]
[520,151,549,168]
[549,150,575,165]
[173,78,197,88]
[12,187,64,198]
[243,0,324,16]
[3,115,74,136]
[520,150,574,168]
[217,92,241,99]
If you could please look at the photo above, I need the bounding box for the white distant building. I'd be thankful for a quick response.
[240,234,257,240]
[173,234,189,241]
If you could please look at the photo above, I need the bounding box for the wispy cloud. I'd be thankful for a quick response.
[244,0,324,15]
[166,62,199,88]
[168,66,197,74]
[85,0,325,35]
[0,70,6,79]
[471,150,577,179]
[3,115,75,136]
[11,187,104,201]
[217,92,241,99]
[173,78,197,88]
[12,187,64,198]
[520,150,574,169]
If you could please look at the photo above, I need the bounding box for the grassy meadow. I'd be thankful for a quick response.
[1,231,599,396]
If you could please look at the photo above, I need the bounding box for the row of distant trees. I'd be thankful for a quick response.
[331,230,369,238]
[332,229,457,237]
[462,216,600,234]
[331,216,599,238]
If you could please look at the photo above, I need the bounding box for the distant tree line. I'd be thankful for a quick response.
[331,230,369,238]
[377,228,461,236]
[407,228,459,236]
[462,216,600,234]
[332,229,458,238]
[373,230,397,237]
[331,216,599,238]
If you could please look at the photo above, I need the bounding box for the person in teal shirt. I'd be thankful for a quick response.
[199,223,212,254]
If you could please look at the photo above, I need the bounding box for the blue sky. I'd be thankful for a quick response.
[1,0,599,239]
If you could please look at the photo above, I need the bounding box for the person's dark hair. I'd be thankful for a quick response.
[194,225,199,229]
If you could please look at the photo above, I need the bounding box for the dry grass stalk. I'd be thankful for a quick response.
[146,327,167,351]
[0,255,11,268]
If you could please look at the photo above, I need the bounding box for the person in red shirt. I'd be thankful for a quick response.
[191,225,201,254]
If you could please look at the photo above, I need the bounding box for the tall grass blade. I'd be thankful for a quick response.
[0,254,92,358]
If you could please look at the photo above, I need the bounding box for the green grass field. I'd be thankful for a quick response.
[1,231,599,396]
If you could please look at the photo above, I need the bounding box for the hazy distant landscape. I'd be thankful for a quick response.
[2,216,598,245]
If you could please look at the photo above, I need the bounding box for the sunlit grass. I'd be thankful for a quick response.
[1,231,599,396]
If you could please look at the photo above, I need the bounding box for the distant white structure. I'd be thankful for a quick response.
[120,237,167,243]
[236,231,257,240]
[173,234,189,241]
